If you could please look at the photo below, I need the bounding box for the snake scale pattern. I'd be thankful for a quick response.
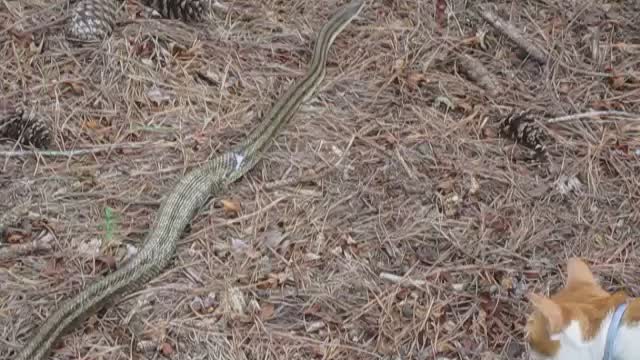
[14,1,365,359]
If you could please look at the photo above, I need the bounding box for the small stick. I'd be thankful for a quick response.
[259,167,327,191]
[380,272,427,288]
[457,53,502,97]
[0,235,53,261]
[546,111,640,124]
[0,140,176,157]
[475,4,548,64]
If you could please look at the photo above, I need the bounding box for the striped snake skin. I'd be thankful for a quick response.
[14,1,364,359]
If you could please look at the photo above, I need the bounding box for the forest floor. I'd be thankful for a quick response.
[1,0,639,359]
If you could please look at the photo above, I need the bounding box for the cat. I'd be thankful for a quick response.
[525,257,640,360]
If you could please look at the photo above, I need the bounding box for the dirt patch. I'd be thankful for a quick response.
[1,0,639,359]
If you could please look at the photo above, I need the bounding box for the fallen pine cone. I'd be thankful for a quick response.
[498,110,548,158]
[66,0,118,42]
[0,105,51,148]
[142,0,209,22]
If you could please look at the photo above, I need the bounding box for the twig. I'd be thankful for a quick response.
[259,166,328,191]
[0,234,53,261]
[380,272,427,288]
[457,53,502,97]
[0,140,176,157]
[546,111,640,124]
[475,4,548,64]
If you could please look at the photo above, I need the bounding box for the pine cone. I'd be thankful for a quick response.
[142,0,209,22]
[66,0,118,42]
[499,110,548,157]
[0,105,51,148]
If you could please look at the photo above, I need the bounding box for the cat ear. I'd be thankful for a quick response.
[566,257,597,287]
[528,292,565,334]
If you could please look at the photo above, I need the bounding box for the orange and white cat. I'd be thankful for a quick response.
[525,257,640,360]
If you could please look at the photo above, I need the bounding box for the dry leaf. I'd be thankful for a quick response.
[606,66,627,90]
[436,178,456,193]
[555,175,583,195]
[486,213,510,233]
[221,199,241,216]
[83,118,101,130]
[433,96,455,111]
[406,72,426,90]
[558,81,571,94]
[500,275,514,290]
[305,320,325,333]
[93,255,117,273]
[257,277,279,289]
[259,303,275,320]
[304,252,321,261]
[269,271,290,285]
[5,231,29,244]
[230,238,248,253]
[9,29,34,48]
[62,80,85,96]
[76,238,101,256]
[146,86,172,105]
[160,342,174,356]
[304,303,322,316]
[392,58,405,73]
[44,257,64,276]
[170,42,200,60]
[259,229,285,249]
[609,75,626,90]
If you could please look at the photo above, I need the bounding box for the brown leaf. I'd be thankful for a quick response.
[500,275,514,290]
[259,303,275,320]
[303,303,322,316]
[436,178,456,193]
[160,342,174,356]
[170,42,200,61]
[83,118,101,130]
[93,255,117,273]
[613,141,629,156]
[456,99,473,113]
[257,277,279,289]
[9,29,34,48]
[134,39,155,57]
[221,199,241,217]
[605,66,627,90]
[558,81,571,94]
[406,72,426,90]
[609,75,626,90]
[6,231,29,244]
[62,80,85,96]
[269,271,289,285]
[590,99,614,110]
[486,213,510,233]
[44,257,64,276]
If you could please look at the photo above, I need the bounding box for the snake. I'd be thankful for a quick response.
[14,1,364,359]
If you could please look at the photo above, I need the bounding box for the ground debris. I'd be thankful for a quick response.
[1,1,639,359]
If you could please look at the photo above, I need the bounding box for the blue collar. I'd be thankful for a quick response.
[603,302,628,360]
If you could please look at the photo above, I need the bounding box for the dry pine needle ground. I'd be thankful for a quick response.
[1,0,640,359]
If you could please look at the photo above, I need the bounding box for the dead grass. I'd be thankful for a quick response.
[1,0,640,359]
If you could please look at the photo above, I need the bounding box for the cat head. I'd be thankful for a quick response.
[525,257,627,359]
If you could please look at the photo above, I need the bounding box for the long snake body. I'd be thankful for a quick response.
[15,1,364,359]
